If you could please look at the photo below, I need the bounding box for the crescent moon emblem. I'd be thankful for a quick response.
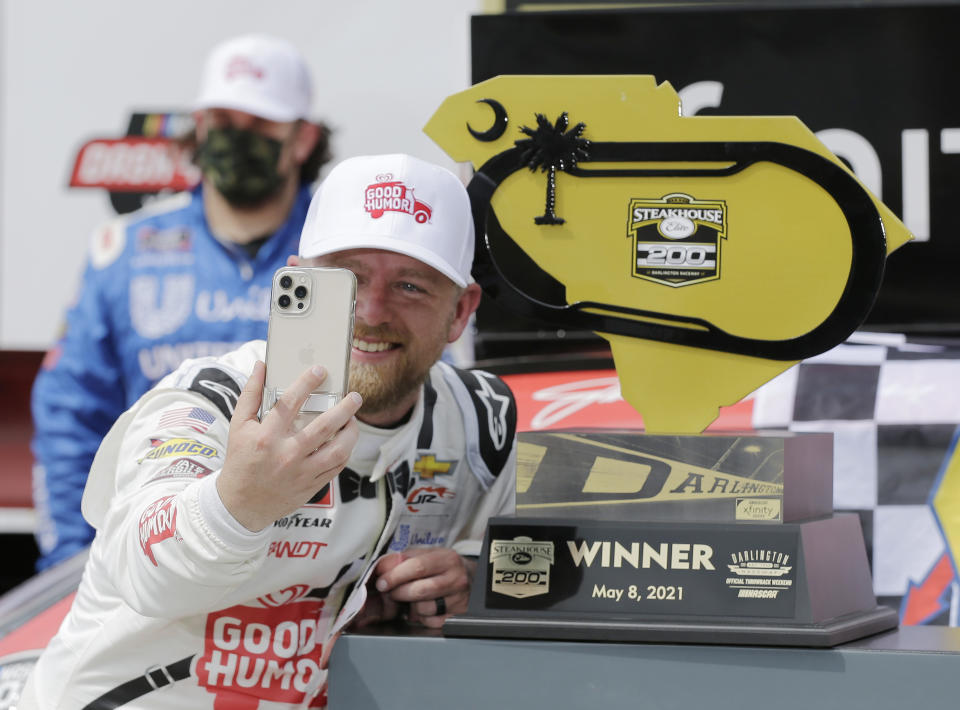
[467,98,508,142]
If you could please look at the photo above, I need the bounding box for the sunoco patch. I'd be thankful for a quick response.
[628,192,727,286]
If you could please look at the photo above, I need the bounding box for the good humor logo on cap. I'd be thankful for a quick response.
[225,55,265,81]
[364,173,432,223]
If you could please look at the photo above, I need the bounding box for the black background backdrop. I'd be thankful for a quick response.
[470,2,960,358]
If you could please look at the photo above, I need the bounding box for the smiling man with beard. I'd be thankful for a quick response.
[20,154,517,709]
[330,248,464,419]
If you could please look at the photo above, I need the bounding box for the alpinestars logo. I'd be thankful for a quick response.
[628,193,727,287]
[364,174,432,222]
[474,372,511,451]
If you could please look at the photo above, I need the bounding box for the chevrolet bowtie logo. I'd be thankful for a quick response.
[414,454,454,480]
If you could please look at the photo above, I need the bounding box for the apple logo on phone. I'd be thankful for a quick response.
[299,346,316,366]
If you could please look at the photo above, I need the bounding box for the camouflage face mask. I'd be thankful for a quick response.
[195,127,286,207]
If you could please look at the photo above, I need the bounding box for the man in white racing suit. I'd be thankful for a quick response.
[20,154,517,709]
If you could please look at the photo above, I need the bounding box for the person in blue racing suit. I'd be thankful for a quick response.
[31,34,330,570]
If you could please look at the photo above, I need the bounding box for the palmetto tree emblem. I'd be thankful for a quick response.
[515,112,590,225]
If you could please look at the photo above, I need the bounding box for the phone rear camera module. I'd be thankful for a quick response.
[279,275,293,289]
[294,285,308,299]
[278,294,291,308]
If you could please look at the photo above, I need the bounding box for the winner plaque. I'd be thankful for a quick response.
[454,430,890,646]
[424,76,911,646]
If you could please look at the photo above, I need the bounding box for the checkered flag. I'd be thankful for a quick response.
[750,332,960,626]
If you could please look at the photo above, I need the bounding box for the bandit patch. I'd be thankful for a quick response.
[628,193,727,287]
[139,495,178,566]
[364,174,432,223]
[268,540,329,560]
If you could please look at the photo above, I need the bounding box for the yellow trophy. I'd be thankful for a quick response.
[425,75,911,645]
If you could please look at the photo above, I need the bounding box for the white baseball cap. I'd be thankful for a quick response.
[299,154,475,287]
[195,34,312,122]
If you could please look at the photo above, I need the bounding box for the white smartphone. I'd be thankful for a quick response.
[261,266,357,429]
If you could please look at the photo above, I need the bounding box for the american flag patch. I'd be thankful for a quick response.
[158,406,216,433]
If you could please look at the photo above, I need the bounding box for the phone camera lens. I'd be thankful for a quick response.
[279,275,293,289]
[278,294,291,308]
[294,285,308,299]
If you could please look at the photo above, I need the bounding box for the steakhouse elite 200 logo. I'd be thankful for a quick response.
[628,193,727,287]
[489,537,555,599]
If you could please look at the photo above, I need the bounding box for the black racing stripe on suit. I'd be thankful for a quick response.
[417,375,438,449]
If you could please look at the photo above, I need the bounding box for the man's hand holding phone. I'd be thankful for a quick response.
[216,361,362,532]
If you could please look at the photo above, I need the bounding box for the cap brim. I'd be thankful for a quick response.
[194,94,304,122]
[301,234,468,288]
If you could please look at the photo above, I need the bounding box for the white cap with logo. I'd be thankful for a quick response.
[299,154,475,287]
[195,34,312,122]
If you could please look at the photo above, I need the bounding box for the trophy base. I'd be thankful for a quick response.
[443,605,898,648]
[447,514,896,648]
